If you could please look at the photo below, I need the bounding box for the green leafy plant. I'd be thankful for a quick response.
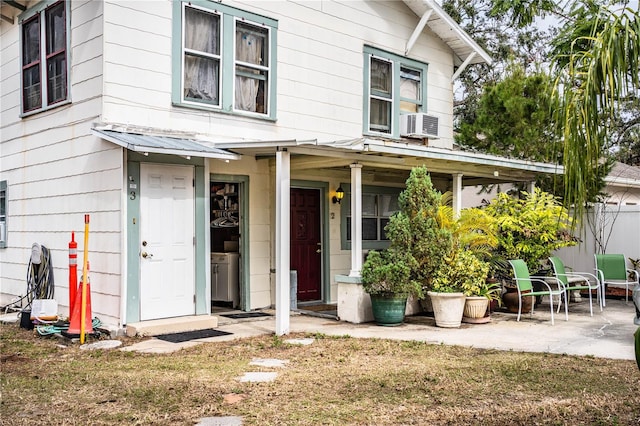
[483,188,577,275]
[430,248,490,295]
[476,280,503,306]
[361,250,423,298]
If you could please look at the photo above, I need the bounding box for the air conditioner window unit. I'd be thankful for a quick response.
[400,113,439,139]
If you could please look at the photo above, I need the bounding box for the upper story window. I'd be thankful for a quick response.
[173,1,277,119]
[363,46,428,138]
[20,1,69,115]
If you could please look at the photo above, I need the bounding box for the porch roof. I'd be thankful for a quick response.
[214,138,564,186]
[92,129,241,161]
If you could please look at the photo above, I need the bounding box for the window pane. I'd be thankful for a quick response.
[235,66,267,113]
[371,58,391,96]
[346,217,380,241]
[362,194,376,216]
[378,194,399,216]
[370,98,391,133]
[22,17,40,65]
[400,68,420,100]
[184,7,219,55]
[362,218,378,240]
[236,22,268,66]
[46,2,65,55]
[400,67,420,113]
[47,53,66,104]
[23,66,41,111]
[184,54,219,103]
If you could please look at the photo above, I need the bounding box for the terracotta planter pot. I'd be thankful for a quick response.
[502,286,532,313]
[427,291,466,328]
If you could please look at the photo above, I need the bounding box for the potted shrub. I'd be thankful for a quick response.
[361,249,422,326]
[384,167,453,312]
[428,248,490,327]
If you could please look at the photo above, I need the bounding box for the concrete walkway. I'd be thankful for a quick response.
[124,298,639,360]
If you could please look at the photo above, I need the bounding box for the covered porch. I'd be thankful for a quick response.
[217,137,564,335]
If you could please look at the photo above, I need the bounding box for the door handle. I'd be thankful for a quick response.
[141,251,154,259]
[316,249,322,254]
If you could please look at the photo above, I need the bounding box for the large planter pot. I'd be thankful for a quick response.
[427,291,466,328]
[502,286,533,314]
[369,294,408,326]
[463,296,489,319]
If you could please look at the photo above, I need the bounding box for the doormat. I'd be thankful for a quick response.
[155,329,232,343]
[220,312,271,319]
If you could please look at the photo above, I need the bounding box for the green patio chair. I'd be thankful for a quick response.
[594,254,639,303]
[549,256,602,317]
[509,259,567,325]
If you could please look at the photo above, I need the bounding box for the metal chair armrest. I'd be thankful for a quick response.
[527,277,565,294]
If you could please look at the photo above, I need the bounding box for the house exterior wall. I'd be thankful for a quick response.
[2,0,463,325]
[97,0,458,310]
[0,1,126,326]
[100,0,455,146]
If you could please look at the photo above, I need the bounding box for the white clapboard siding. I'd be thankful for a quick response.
[0,0,124,320]
[100,0,456,145]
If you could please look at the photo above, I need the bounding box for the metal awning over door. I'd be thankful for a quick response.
[92,129,240,161]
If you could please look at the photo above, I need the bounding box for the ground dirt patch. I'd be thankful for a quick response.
[1,324,639,425]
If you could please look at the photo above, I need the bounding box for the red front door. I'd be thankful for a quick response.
[290,188,322,302]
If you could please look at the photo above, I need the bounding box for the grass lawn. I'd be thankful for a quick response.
[1,323,639,425]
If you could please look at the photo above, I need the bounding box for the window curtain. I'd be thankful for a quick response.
[184,8,219,102]
[235,25,265,111]
[400,68,420,113]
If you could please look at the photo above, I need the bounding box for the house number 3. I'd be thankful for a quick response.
[130,191,136,200]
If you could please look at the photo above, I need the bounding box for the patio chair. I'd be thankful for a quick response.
[548,256,602,317]
[509,259,567,325]
[594,254,639,303]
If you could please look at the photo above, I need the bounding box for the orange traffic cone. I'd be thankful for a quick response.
[66,268,93,336]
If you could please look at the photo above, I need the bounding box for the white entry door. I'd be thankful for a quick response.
[139,163,195,320]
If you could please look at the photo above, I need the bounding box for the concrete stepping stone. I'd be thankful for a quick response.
[284,338,314,345]
[196,416,243,425]
[249,358,289,368]
[237,372,278,382]
[80,340,123,351]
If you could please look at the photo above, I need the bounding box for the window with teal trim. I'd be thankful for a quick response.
[363,46,428,138]
[0,181,7,248]
[341,185,402,250]
[174,1,277,119]
[20,0,69,115]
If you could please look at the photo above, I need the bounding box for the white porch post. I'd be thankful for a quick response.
[275,148,290,336]
[527,181,536,195]
[452,173,463,219]
[349,163,363,277]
